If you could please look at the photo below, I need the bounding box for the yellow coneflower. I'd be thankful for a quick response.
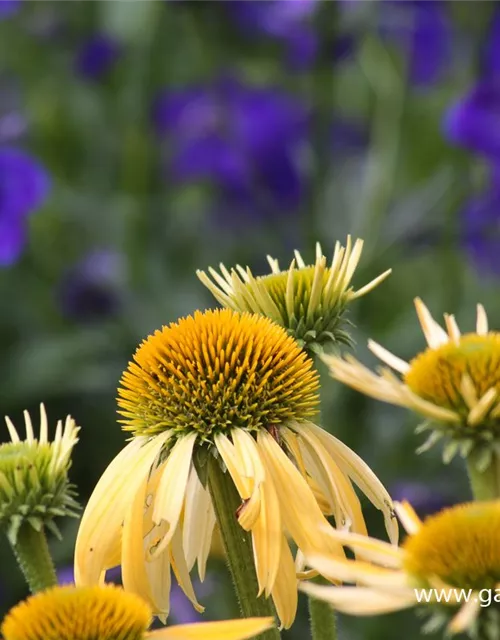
[197,237,391,355]
[300,501,500,639]
[75,309,396,628]
[1,584,274,640]
[1,404,79,544]
[323,298,500,464]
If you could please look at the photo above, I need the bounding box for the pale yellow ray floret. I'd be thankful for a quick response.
[75,309,396,628]
[300,500,500,638]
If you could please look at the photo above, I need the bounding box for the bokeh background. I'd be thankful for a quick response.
[1,0,499,637]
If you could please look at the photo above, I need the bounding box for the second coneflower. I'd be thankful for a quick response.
[75,309,395,628]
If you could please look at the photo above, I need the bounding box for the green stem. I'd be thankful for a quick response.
[207,454,280,640]
[466,450,500,501]
[308,579,338,640]
[10,524,57,593]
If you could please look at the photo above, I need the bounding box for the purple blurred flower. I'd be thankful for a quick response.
[0,147,50,266]
[460,181,500,276]
[443,9,500,159]
[380,0,452,86]
[57,250,125,322]
[227,0,320,69]
[390,481,455,518]
[74,34,121,81]
[444,81,500,160]
[153,78,308,214]
[0,0,20,20]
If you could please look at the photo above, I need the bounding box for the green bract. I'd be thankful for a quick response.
[0,405,80,544]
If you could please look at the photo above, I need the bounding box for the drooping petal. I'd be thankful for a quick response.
[75,433,170,585]
[269,536,297,630]
[292,425,367,535]
[182,467,216,581]
[319,526,403,569]
[302,422,397,543]
[299,584,415,615]
[305,553,408,588]
[256,430,344,558]
[394,501,422,535]
[447,597,481,634]
[121,474,155,609]
[169,524,204,613]
[148,617,275,640]
[152,433,197,555]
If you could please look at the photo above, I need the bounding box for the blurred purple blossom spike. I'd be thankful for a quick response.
[153,78,309,217]
[380,0,452,87]
[0,0,20,20]
[74,34,122,81]
[0,147,51,266]
[461,181,500,276]
[443,82,500,159]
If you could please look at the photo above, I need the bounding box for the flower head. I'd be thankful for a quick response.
[197,237,391,355]
[300,501,500,638]
[1,404,79,544]
[76,309,395,628]
[1,584,274,640]
[323,298,500,463]
[0,147,51,266]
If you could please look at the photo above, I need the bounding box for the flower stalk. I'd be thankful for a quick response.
[466,449,500,501]
[206,453,280,640]
[308,577,338,640]
[10,523,57,593]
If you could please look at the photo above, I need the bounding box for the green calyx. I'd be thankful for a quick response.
[0,439,80,545]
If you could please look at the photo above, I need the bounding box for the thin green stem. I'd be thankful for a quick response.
[466,450,500,501]
[10,524,57,593]
[207,454,280,640]
[308,578,338,640]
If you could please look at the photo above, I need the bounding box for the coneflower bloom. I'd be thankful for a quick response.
[300,501,500,639]
[197,237,391,355]
[75,309,396,628]
[1,404,79,544]
[323,298,500,464]
[1,584,274,640]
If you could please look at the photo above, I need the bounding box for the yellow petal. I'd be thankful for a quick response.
[320,526,403,569]
[393,501,422,535]
[145,521,172,619]
[293,426,367,535]
[299,584,415,615]
[448,598,481,634]
[182,467,216,581]
[256,431,344,559]
[75,433,170,585]
[147,617,275,640]
[169,523,204,613]
[305,553,408,588]
[270,537,297,629]
[414,297,449,349]
[121,474,156,609]
[214,433,252,499]
[303,423,397,543]
[152,433,197,554]
[232,430,281,596]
